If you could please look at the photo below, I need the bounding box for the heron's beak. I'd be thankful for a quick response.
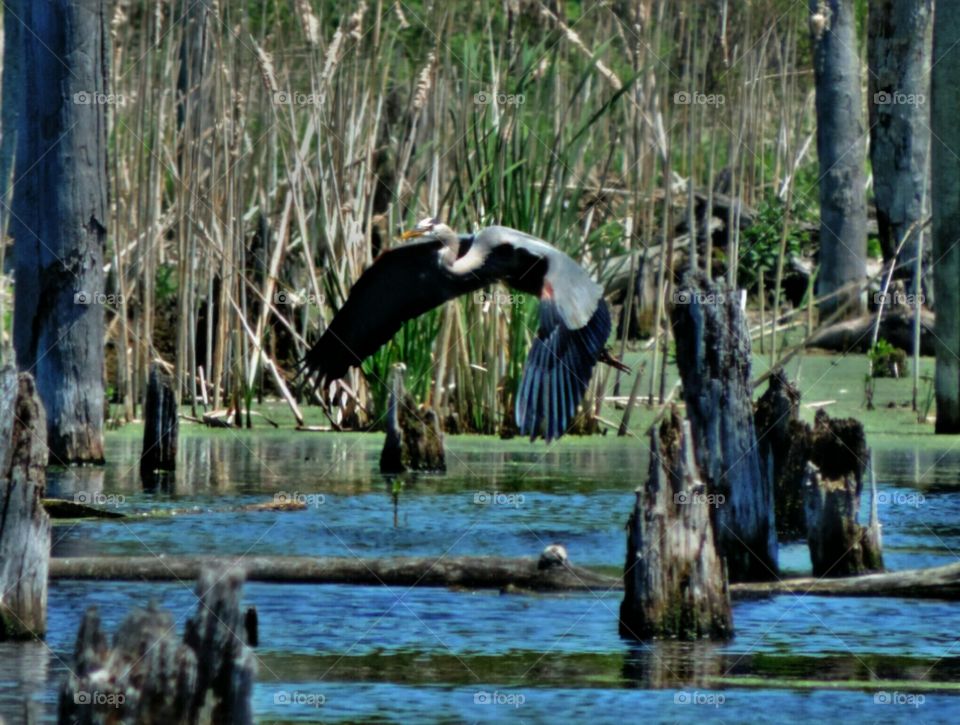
[400,229,425,240]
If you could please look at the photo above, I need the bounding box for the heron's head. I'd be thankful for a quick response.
[400,217,457,245]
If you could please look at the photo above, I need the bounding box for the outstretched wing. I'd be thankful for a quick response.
[515,298,611,442]
[302,241,489,387]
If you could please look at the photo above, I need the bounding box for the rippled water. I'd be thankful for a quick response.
[3,431,960,723]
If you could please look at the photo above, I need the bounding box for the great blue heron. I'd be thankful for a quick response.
[302,218,628,441]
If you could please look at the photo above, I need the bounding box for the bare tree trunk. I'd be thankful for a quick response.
[868,0,932,280]
[810,0,868,316]
[0,368,49,640]
[11,0,108,464]
[931,1,960,433]
[671,273,777,581]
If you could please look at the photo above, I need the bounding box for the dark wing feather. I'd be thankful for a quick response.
[515,299,611,442]
[302,241,489,386]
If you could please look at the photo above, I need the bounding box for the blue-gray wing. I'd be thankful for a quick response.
[515,299,611,441]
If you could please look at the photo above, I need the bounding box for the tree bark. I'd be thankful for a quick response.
[620,409,733,641]
[0,0,24,241]
[11,0,108,463]
[0,367,50,640]
[671,273,777,582]
[810,0,868,316]
[931,1,960,432]
[58,567,254,725]
[140,363,179,484]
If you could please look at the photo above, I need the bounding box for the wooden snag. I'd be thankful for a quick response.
[380,364,445,474]
[620,408,733,641]
[140,363,179,485]
[58,566,255,725]
[671,272,777,581]
[0,367,50,640]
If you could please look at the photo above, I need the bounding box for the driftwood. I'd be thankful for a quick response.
[45,555,960,601]
[380,364,445,473]
[49,552,617,592]
[620,409,733,640]
[754,371,805,537]
[58,566,255,725]
[807,308,935,355]
[141,363,178,485]
[671,273,777,581]
[0,368,50,640]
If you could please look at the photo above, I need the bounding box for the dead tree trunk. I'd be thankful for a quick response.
[380,364,445,473]
[58,567,255,725]
[754,370,806,537]
[140,364,179,484]
[810,0,868,316]
[620,409,733,640]
[11,0,108,464]
[671,273,777,581]
[0,367,50,640]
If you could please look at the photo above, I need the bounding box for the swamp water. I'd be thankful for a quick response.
[2,430,960,723]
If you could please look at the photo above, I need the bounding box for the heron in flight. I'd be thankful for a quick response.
[302,218,628,441]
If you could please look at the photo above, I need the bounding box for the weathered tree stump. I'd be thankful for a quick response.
[801,410,883,577]
[0,367,50,640]
[671,272,777,581]
[58,566,255,725]
[380,364,445,473]
[620,408,733,641]
[141,363,178,484]
[754,370,805,537]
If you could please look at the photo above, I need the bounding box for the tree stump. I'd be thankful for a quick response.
[0,367,50,640]
[802,410,883,577]
[379,364,445,474]
[754,370,805,537]
[671,272,777,581]
[619,408,733,641]
[58,566,255,725]
[141,363,178,484]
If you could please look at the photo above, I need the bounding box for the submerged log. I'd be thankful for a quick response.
[380,364,445,473]
[49,552,616,592]
[754,370,805,537]
[58,566,255,725]
[671,272,777,581]
[0,368,50,640]
[141,363,178,484]
[620,409,733,640]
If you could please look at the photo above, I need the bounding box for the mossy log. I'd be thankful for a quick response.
[58,566,255,725]
[620,409,733,640]
[380,364,445,473]
[0,368,50,640]
[671,272,777,581]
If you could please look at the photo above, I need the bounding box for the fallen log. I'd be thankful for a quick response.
[45,556,960,600]
[806,308,935,354]
[48,553,619,592]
